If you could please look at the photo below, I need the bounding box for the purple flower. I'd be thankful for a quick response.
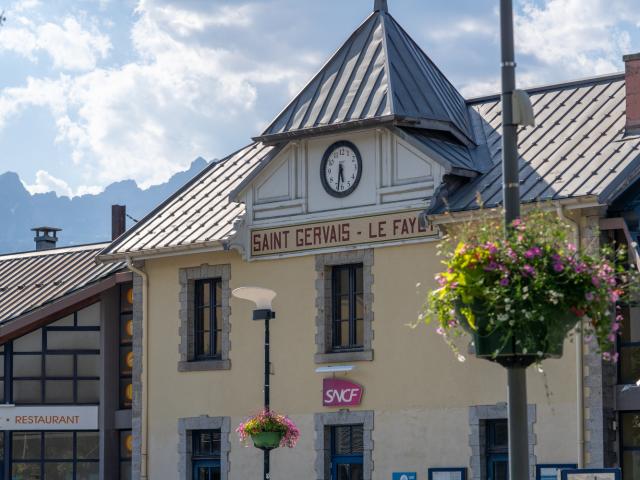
[585,292,595,302]
[484,261,499,271]
[591,276,601,288]
[608,333,617,343]
[553,263,564,272]
[499,277,510,287]
[524,247,542,259]
[523,264,536,277]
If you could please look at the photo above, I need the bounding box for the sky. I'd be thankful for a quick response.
[0,0,639,197]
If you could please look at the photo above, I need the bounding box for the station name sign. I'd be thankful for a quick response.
[0,405,98,431]
[251,209,436,257]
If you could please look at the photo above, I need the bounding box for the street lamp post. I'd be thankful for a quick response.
[500,1,530,479]
[232,287,277,480]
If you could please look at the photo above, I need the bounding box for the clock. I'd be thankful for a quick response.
[320,141,362,198]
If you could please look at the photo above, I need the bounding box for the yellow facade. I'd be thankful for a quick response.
[142,240,580,479]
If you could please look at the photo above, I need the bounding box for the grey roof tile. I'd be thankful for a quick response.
[100,143,278,258]
[437,74,640,213]
[0,244,125,324]
[256,9,473,144]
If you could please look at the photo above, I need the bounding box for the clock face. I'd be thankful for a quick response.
[320,141,363,198]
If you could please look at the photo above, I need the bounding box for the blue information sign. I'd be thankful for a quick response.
[393,473,417,480]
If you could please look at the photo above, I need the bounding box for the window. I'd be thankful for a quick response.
[315,250,374,363]
[12,307,100,405]
[536,464,577,480]
[178,264,231,372]
[486,420,508,480]
[194,279,223,360]
[120,283,134,409]
[120,430,133,480]
[330,425,363,480]
[332,264,364,351]
[621,412,640,480]
[428,468,467,480]
[618,305,640,384]
[11,431,99,479]
[192,430,221,480]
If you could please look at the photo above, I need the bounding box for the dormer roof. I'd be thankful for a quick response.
[254,5,475,145]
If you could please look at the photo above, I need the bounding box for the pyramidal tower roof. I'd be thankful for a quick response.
[255,0,474,145]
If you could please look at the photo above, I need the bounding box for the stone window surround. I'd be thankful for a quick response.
[178,264,231,372]
[468,403,537,480]
[178,415,231,480]
[315,249,374,363]
[314,410,374,480]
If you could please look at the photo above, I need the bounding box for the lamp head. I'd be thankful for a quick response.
[232,287,277,320]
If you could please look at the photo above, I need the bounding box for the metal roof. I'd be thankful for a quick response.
[0,243,126,324]
[432,74,640,213]
[100,143,279,259]
[255,7,474,145]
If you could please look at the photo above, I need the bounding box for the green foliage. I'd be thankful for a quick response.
[421,208,638,362]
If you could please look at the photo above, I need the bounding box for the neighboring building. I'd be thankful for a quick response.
[0,213,134,479]
[98,2,640,480]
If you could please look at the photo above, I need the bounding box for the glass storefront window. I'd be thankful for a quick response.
[619,306,640,384]
[120,430,132,480]
[11,432,98,480]
[120,283,133,410]
[621,412,640,480]
[11,305,100,405]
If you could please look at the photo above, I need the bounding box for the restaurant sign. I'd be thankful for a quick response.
[323,378,364,407]
[0,405,98,430]
[251,209,437,257]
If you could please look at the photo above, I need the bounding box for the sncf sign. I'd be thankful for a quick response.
[323,378,364,407]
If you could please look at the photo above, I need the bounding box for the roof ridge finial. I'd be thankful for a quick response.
[374,0,388,13]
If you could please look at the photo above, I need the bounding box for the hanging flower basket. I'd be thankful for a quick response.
[421,209,638,366]
[236,409,300,451]
[251,431,284,450]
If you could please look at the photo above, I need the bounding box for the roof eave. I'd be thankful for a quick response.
[253,115,397,145]
[97,239,227,264]
[427,195,603,226]
[0,271,132,343]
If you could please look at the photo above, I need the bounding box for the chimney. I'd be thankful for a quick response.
[111,204,126,240]
[31,227,61,251]
[624,53,640,136]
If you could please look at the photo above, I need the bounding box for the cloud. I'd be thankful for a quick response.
[0,0,313,189]
[515,0,640,79]
[0,14,112,70]
[12,0,41,13]
[140,1,256,35]
[428,18,496,42]
[24,170,73,196]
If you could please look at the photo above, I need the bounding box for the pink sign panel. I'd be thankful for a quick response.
[323,378,364,407]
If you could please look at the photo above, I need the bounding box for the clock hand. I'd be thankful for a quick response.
[338,163,344,190]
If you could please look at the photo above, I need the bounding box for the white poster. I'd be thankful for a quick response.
[0,405,98,430]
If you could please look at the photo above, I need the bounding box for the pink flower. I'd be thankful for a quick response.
[553,263,564,272]
[436,327,446,336]
[585,292,595,302]
[612,322,621,332]
[602,352,611,361]
[523,264,536,277]
[567,243,577,253]
[591,276,601,288]
[612,352,620,363]
[608,333,617,342]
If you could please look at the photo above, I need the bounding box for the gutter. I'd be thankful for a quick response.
[557,206,585,468]
[126,257,149,480]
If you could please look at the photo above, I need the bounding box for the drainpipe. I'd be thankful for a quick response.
[557,206,585,468]
[126,257,149,480]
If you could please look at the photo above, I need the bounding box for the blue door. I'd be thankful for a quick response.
[487,453,508,480]
[193,460,220,480]
[330,425,364,480]
[486,420,509,480]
